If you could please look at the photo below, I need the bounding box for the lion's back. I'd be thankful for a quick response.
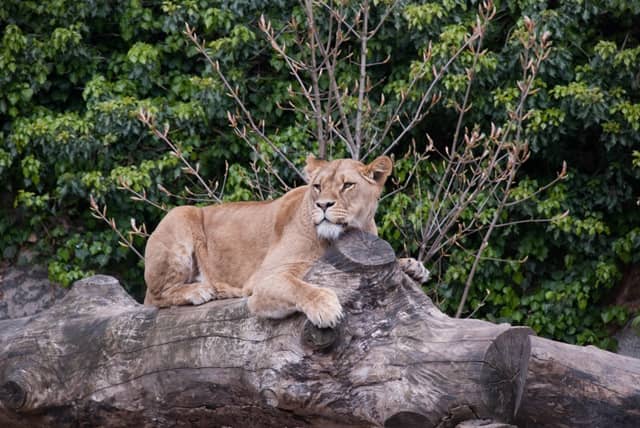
[197,187,308,286]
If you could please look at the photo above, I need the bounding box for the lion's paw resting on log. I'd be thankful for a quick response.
[143,155,429,327]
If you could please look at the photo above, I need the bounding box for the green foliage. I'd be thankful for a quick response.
[381,0,640,348]
[1,0,638,350]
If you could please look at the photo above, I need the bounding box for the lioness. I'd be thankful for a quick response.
[144,155,429,327]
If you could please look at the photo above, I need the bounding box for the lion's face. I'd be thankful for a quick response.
[304,155,393,240]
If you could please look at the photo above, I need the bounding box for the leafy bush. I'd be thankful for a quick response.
[1,0,639,349]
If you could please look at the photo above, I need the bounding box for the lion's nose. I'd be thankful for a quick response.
[316,200,335,211]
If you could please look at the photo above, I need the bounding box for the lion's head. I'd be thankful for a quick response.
[304,155,393,240]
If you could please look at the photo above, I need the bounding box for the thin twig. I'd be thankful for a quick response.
[185,23,305,180]
[456,168,516,317]
[354,0,370,153]
[303,0,327,157]
[138,109,221,202]
[89,196,145,261]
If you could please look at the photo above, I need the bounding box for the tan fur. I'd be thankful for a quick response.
[144,155,416,327]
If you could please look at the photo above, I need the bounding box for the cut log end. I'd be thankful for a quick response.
[481,326,533,419]
[327,229,397,270]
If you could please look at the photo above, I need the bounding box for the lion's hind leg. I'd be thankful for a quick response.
[146,252,243,307]
[144,205,245,307]
[144,239,241,307]
[158,280,242,306]
[147,273,244,307]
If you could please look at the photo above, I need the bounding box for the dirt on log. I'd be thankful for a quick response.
[0,231,638,427]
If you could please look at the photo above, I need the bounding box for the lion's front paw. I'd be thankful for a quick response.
[399,257,431,283]
[185,287,214,305]
[302,287,343,328]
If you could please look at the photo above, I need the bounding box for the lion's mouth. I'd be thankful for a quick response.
[318,218,344,225]
[314,212,344,225]
[316,221,345,240]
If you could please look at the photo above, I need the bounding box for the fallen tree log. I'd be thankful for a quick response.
[0,231,529,427]
[1,231,638,427]
[0,265,67,320]
[516,336,640,427]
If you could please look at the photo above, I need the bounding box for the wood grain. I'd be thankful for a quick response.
[0,232,542,427]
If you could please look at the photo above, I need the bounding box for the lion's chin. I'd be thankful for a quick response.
[316,221,344,241]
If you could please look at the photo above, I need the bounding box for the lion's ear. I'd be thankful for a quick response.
[364,155,393,186]
[304,154,328,181]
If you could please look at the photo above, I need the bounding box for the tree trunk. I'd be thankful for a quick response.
[516,336,640,427]
[2,231,638,427]
[0,231,530,427]
[0,265,67,320]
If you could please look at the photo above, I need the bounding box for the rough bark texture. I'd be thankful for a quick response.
[1,231,638,427]
[0,231,531,427]
[616,320,640,359]
[0,265,67,320]
[516,336,640,427]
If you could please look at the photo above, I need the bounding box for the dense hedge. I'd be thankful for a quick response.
[1,0,639,349]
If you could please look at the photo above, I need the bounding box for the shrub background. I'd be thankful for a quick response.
[1,0,639,349]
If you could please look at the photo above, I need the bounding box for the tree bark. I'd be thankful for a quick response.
[516,336,640,427]
[0,231,531,427]
[0,265,67,320]
[2,231,639,427]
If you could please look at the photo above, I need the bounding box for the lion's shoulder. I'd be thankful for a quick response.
[273,186,308,237]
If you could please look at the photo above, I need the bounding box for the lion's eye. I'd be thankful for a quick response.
[313,183,321,192]
[342,182,355,191]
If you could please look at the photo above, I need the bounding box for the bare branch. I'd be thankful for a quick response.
[354,0,370,154]
[303,1,327,158]
[378,28,483,158]
[456,168,516,318]
[185,23,305,180]
[89,196,145,261]
[138,109,222,202]
[117,177,168,212]
[504,161,568,207]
